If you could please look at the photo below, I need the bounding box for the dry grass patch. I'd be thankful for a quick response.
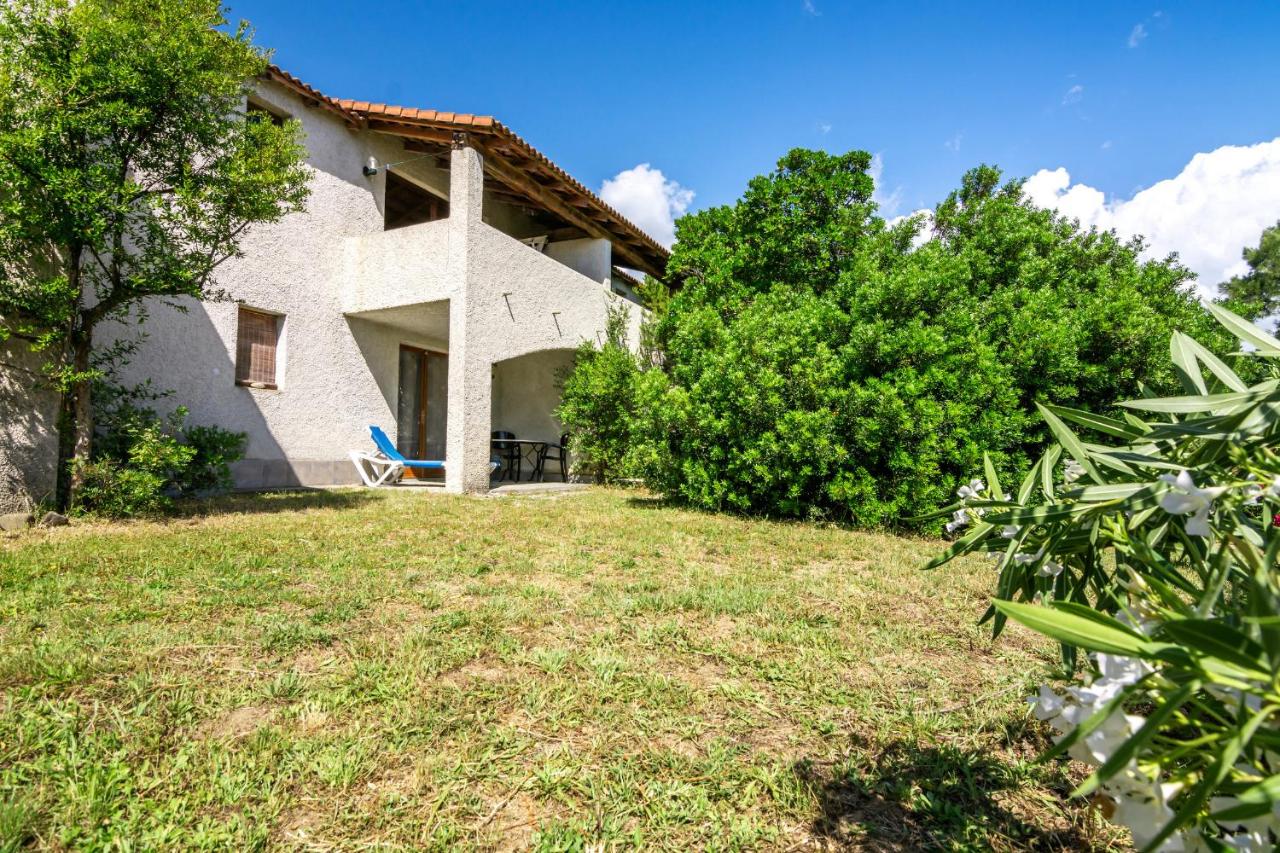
[0,487,1123,850]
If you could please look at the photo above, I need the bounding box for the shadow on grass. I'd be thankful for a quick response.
[169,488,383,520]
[621,493,938,542]
[794,738,1100,851]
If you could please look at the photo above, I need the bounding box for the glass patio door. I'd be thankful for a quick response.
[396,346,447,476]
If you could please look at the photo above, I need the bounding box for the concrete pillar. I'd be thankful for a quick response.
[444,141,494,494]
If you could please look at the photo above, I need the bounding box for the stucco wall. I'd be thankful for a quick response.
[491,349,575,445]
[465,223,629,364]
[545,238,612,286]
[342,219,452,314]
[0,341,59,511]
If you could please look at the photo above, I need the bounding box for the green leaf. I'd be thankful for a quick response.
[921,522,994,570]
[1141,705,1274,852]
[1178,331,1248,392]
[1159,619,1270,678]
[1044,404,1148,440]
[993,600,1160,657]
[983,453,1002,502]
[1086,447,1137,477]
[1102,451,1185,472]
[1040,444,1062,501]
[1208,302,1280,356]
[1209,773,1280,822]
[1066,483,1148,502]
[1170,331,1209,395]
[1120,384,1280,414]
[986,503,1094,526]
[1016,454,1041,506]
[1036,403,1104,484]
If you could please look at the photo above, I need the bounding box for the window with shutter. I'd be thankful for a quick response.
[235,308,281,389]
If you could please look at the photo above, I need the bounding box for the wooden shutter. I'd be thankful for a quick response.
[236,308,280,388]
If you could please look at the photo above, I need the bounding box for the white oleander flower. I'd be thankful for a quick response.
[1158,470,1227,537]
[1111,776,1183,850]
[1037,559,1065,577]
[1269,474,1280,497]
[1028,685,1063,721]
[1210,794,1280,842]
[1014,547,1045,565]
[1064,458,1086,485]
[1014,546,1062,576]
[1220,832,1271,853]
[1096,652,1152,688]
[1243,475,1263,506]
[956,478,985,500]
[1071,708,1146,765]
[1000,524,1020,538]
[944,508,969,534]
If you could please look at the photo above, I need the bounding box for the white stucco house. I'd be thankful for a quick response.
[0,67,668,509]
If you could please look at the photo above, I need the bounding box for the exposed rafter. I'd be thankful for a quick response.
[472,139,657,275]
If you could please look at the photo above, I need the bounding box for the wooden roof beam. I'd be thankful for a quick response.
[472,140,659,276]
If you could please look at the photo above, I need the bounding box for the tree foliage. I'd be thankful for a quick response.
[0,0,309,506]
[1219,220,1280,322]
[625,151,1242,527]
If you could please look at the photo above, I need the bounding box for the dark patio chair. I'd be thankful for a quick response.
[537,433,570,482]
[491,430,520,481]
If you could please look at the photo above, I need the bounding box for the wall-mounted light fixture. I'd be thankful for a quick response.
[365,153,445,179]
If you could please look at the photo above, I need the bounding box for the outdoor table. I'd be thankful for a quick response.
[491,438,547,481]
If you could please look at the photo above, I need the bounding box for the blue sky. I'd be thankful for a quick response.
[228,1,1280,288]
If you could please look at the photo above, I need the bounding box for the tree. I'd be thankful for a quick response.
[628,153,1243,527]
[1218,220,1280,321]
[0,0,309,508]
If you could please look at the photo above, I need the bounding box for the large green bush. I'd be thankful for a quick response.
[926,305,1280,851]
[626,150,1243,527]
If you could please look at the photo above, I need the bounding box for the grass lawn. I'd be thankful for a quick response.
[0,488,1120,851]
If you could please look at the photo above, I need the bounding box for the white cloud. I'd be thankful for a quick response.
[817,121,832,135]
[887,207,935,248]
[802,0,820,15]
[869,153,903,217]
[1128,22,1147,47]
[1022,138,1280,297]
[944,132,963,152]
[599,163,694,249]
[1062,84,1084,106]
[1100,139,1113,150]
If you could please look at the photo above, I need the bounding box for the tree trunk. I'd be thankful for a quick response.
[65,337,94,505]
[53,385,75,512]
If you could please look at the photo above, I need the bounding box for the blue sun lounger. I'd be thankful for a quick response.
[349,425,445,487]
[349,426,497,487]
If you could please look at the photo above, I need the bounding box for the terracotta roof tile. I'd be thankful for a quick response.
[262,65,669,275]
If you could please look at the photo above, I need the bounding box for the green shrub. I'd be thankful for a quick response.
[556,304,642,483]
[74,400,246,517]
[180,423,247,494]
[74,460,170,517]
[926,305,1280,851]
[633,151,1244,527]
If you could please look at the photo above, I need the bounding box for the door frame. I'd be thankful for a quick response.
[398,343,448,479]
